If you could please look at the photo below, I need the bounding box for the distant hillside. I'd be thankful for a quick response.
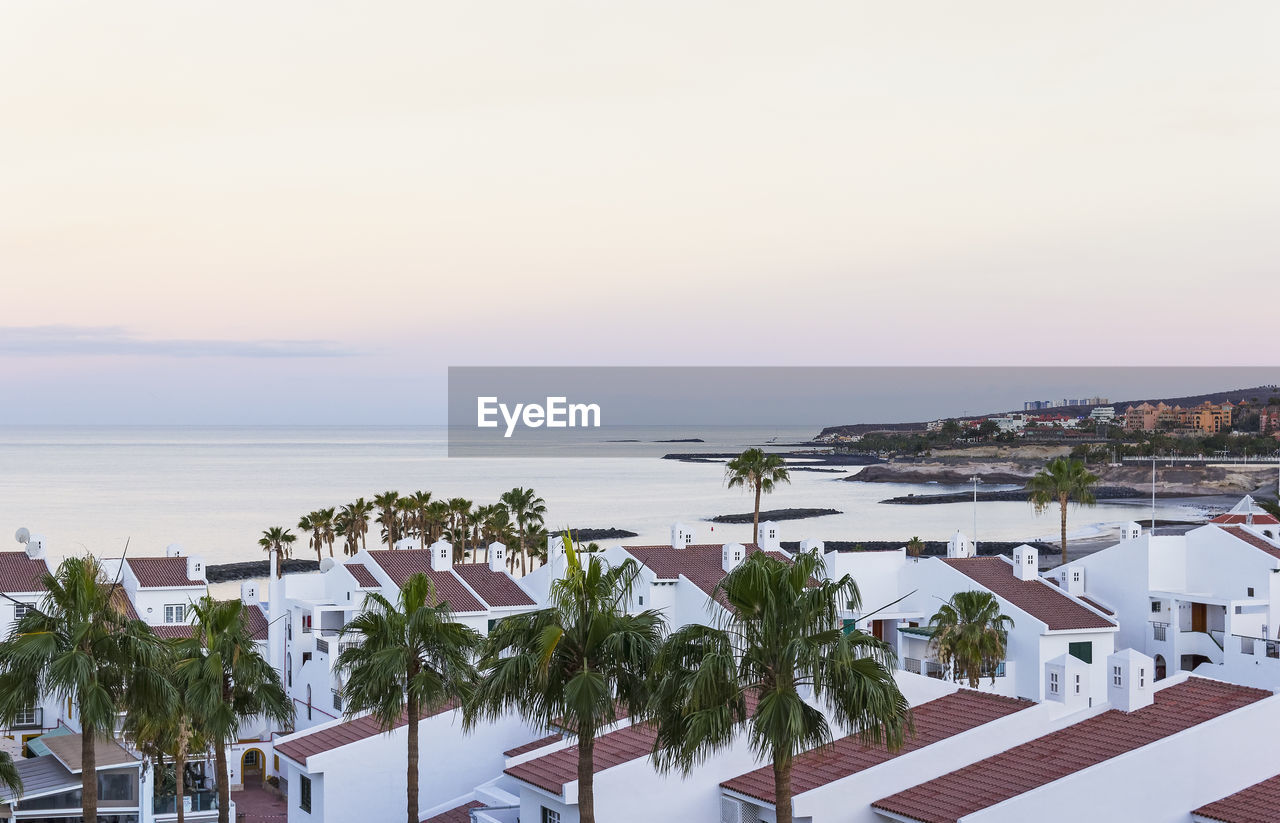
[816,384,1280,439]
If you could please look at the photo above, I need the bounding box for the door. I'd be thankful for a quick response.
[872,620,885,641]
[1191,603,1207,633]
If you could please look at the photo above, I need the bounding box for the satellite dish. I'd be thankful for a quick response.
[319,557,335,573]
[15,527,30,545]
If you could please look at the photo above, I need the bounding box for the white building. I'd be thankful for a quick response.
[1049,496,1280,687]
[0,534,59,746]
[273,703,539,823]
[0,734,153,823]
[826,535,1118,701]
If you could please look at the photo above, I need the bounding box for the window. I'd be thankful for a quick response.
[1071,570,1081,582]
[541,808,560,823]
[13,602,33,619]
[1248,587,1255,597]
[302,652,312,665]
[1151,601,1161,613]
[1139,667,1145,688]
[287,654,293,687]
[1068,642,1093,664]
[302,614,313,633]
[1074,674,1081,695]
[1112,665,1122,687]
[13,705,38,727]
[306,685,312,720]
[1048,671,1059,695]
[638,595,644,606]
[299,775,312,813]
[164,604,185,624]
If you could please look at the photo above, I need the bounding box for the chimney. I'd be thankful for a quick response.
[755,522,780,551]
[547,532,565,562]
[430,539,453,572]
[1063,566,1085,596]
[1107,649,1154,712]
[240,580,260,604]
[488,542,507,572]
[722,543,746,573]
[947,531,974,559]
[165,543,185,558]
[186,554,206,583]
[1121,522,1142,541]
[24,533,46,560]
[670,523,694,549]
[394,536,421,551]
[1012,545,1038,581]
[798,538,824,554]
[1045,653,1091,710]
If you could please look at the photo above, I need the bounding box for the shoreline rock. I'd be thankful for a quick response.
[710,507,841,524]
[879,485,1144,505]
[207,558,321,583]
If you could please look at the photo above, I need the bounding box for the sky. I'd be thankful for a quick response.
[2,2,1278,424]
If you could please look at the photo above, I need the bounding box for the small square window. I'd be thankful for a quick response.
[13,603,33,619]
[1151,602,1161,613]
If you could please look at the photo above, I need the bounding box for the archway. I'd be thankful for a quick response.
[1154,654,1167,681]
[240,748,266,788]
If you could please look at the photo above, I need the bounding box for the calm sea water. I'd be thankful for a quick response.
[0,426,1205,576]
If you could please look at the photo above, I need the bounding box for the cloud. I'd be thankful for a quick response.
[0,325,359,358]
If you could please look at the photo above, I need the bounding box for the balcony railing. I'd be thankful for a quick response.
[1234,635,1280,659]
[1152,622,1168,642]
[153,790,219,814]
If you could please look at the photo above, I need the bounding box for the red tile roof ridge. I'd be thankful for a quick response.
[275,698,461,766]
[1222,527,1280,562]
[451,563,536,608]
[872,677,1271,823]
[721,689,1035,804]
[126,556,204,588]
[941,556,1115,631]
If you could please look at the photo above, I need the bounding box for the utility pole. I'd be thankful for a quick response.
[970,474,981,550]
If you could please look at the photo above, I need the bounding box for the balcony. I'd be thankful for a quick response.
[153,790,219,815]
[903,657,946,679]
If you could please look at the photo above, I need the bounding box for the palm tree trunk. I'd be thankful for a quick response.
[753,482,762,544]
[215,737,230,823]
[1059,492,1069,565]
[577,731,596,823]
[773,757,793,823]
[81,721,98,823]
[406,692,420,823]
[176,736,187,823]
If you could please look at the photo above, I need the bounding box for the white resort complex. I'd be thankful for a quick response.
[6,500,1280,823]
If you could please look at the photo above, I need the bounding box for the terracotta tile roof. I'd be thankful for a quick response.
[152,624,195,639]
[452,563,536,608]
[421,800,483,823]
[722,690,1033,803]
[343,562,380,588]
[1223,527,1280,561]
[0,551,49,593]
[623,543,788,606]
[365,551,485,613]
[504,732,563,758]
[505,722,659,794]
[127,557,204,588]
[275,699,460,767]
[943,557,1115,631]
[1211,513,1280,526]
[110,587,139,620]
[244,603,269,641]
[43,734,139,774]
[1079,596,1115,616]
[1194,774,1280,823]
[872,678,1270,823]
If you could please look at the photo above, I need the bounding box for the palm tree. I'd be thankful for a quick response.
[927,591,1014,688]
[0,751,19,799]
[338,573,480,823]
[316,507,337,557]
[259,527,296,577]
[0,556,172,823]
[649,550,910,823]
[123,656,210,823]
[174,597,292,823]
[500,487,546,575]
[345,497,374,552]
[725,448,791,542]
[446,497,473,562]
[406,491,434,545]
[1028,457,1100,564]
[906,536,925,558]
[467,534,663,823]
[374,491,402,548]
[298,512,324,562]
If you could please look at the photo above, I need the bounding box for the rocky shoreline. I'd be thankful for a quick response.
[710,507,841,524]
[208,558,320,582]
[569,527,639,541]
[879,485,1144,505]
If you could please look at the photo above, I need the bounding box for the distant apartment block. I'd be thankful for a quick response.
[1024,396,1108,411]
[1122,400,1234,434]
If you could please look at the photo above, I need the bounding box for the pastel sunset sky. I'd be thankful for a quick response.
[2,2,1277,423]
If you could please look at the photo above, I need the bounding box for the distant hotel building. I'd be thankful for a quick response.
[1024,396,1108,411]
[1122,400,1234,434]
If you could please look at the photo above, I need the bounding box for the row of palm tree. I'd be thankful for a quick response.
[0,556,290,823]
[261,488,549,575]
[339,535,1007,823]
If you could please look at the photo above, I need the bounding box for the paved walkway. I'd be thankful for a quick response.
[232,784,288,823]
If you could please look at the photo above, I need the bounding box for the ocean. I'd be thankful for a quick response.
[0,426,1206,590]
